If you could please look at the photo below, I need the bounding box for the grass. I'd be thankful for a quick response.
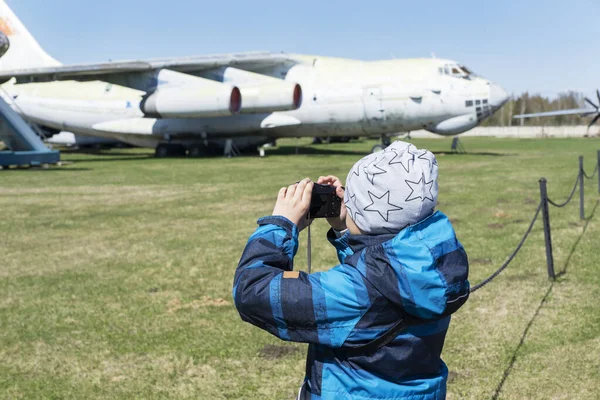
[0,137,599,399]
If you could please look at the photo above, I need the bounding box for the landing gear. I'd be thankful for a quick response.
[188,146,203,158]
[371,144,385,153]
[155,144,186,158]
[451,137,466,153]
[155,145,168,158]
[382,135,391,147]
[371,134,391,153]
[223,139,241,157]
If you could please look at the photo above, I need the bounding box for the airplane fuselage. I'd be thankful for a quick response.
[3,55,508,149]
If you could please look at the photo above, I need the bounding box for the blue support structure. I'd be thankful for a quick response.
[0,96,60,168]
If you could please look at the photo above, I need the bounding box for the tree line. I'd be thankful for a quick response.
[481,91,592,126]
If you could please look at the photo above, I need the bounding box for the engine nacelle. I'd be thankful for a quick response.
[425,114,478,135]
[141,85,241,118]
[239,83,302,114]
[0,32,10,58]
[202,67,302,113]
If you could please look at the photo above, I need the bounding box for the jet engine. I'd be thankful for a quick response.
[141,85,241,118]
[425,114,478,135]
[0,32,9,58]
[202,67,302,113]
[239,82,302,113]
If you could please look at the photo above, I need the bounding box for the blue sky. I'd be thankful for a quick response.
[8,0,599,98]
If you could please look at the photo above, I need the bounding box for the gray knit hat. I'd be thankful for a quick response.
[345,141,438,234]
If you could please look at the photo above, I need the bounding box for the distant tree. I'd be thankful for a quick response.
[482,91,588,126]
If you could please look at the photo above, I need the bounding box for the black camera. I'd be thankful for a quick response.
[308,183,342,219]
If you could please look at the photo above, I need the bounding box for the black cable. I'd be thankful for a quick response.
[470,202,542,293]
[583,165,598,179]
[548,173,580,208]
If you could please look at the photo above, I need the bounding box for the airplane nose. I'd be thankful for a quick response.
[489,83,509,109]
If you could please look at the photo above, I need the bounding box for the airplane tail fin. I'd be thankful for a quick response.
[0,0,60,71]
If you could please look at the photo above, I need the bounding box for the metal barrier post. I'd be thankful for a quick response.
[597,150,600,194]
[579,156,585,220]
[539,178,555,279]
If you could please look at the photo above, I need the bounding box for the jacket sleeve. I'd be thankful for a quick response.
[233,216,370,347]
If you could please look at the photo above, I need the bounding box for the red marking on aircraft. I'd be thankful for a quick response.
[0,17,16,36]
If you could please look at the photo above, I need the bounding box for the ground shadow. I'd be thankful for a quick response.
[60,155,154,163]
[431,151,514,157]
[267,146,378,157]
[55,144,516,159]
[492,198,598,399]
[59,149,146,157]
[492,284,554,400]
[555,199,599,278]
[0,167,92,172]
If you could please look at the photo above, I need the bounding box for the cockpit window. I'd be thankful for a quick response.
[460,65,477,78]
[439,63,476,79]
[438,64,476,79]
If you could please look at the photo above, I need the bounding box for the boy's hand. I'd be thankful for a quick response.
[272,178,314,231]
[317,175,347,231]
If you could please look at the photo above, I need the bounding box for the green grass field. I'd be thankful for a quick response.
[1,137,599,399]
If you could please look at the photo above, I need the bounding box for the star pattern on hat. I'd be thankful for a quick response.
[406,145,420,160]
[351,158,366,177]
[386,148,412,173]
[417,150,436,173]
[363,190,403,222]
[405,176,435,202]
[363,156,388,185]
[344,192,364,221]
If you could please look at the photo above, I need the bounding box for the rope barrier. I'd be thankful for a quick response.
[470,202,542,293]
[583,165,598,179]
[548,173,580,208]
[475,153,598,399]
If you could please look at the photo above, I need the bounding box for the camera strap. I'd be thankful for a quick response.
[307,222,312,274]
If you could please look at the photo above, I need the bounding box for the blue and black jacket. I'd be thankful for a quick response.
[233,211,469,399]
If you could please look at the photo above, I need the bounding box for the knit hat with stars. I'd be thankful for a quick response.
[344,141,438,234]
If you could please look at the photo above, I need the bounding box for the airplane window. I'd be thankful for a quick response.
[459,65,476,77]
[465,100,473,107]
[445,64,468,78]
[483,99,488,104]
[476,100,481,105]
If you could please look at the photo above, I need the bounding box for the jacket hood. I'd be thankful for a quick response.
[345,210,469,318]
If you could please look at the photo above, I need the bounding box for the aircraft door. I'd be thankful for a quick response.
[363,86,385,123]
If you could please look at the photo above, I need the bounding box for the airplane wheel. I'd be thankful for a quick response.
[189,146,203,157]
[371,144,384,153]
[155,145,170,158]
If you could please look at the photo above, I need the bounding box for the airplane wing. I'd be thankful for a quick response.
[513,108,595,119]
[0,51,294,81]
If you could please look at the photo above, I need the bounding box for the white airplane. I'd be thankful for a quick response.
[0,0,508,157]
[46,132,125,149]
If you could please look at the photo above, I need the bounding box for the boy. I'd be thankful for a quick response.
[233,141,469,399]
